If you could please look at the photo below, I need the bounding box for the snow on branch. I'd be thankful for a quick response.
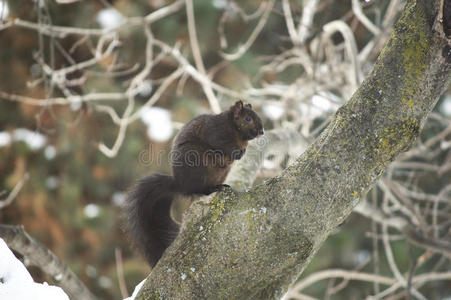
[0,225,96,300]
[0,237,69,300]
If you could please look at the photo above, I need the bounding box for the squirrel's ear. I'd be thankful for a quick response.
[244,103,252,109]
[232,100,243,118]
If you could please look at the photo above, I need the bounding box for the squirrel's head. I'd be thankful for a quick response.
[229,100,264,140]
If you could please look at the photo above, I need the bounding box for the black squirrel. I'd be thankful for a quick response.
[124,100,264,267]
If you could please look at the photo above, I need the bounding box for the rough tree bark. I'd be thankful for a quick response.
[136,0,451,299]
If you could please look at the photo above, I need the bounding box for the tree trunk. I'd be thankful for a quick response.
[136,0,451,299]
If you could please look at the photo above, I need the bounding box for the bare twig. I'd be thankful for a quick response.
[289,269,397,295]
[115,248,128,299]
[185,0,221,113]
[220,0,275,61]
[0,173,29,210]
[322,20,363,87]
[11,0,185,38]
[0,90,127,106]
[282,0,300,45]
[298,0,320,44]
[352,0,381,36]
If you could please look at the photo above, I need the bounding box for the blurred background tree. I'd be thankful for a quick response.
[0,0,450,299]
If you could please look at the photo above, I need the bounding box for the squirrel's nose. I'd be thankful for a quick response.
[259,129,264,135]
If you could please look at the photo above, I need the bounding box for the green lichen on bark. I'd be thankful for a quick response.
[399,2,431,99]
[138,186,314,299]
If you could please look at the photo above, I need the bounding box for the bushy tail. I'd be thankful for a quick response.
[123,174,180,267]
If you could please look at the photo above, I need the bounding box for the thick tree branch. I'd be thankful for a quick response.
[0,224,97,300]
[137,0,451,299]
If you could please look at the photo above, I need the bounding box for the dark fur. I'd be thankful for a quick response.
[124,101,263,267]
[123,174,180,267]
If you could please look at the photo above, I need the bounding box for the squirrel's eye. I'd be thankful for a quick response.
[245,116,252,122]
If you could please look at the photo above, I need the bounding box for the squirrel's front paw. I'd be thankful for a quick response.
[212,184,231,193]
[203,184,231,195]
[218,184,230,191]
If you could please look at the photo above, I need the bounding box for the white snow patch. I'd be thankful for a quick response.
[299,93,342,118]
[96,8,124,29]
[13,128,46,150]
[136,80,153,97]
[54,274,63,281]
[262,103,285,121]
[0,238,69,300]
[45,176,59,190]
[298,102,322,118]
[263,156,279,169]
[123,279,146,300]
[98,276,112,289]
[213,0,228,9]
[140,106,173,142]
[70,97,82,111]
[84,204,100,218]
[44,146,56,160]
[0,1,9,20]
[0,131,11,147]
[312,94,333,112]
[440,95,451,118]
[111,192,126,206]
[355,250,370,265]
[181,273,187,280]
